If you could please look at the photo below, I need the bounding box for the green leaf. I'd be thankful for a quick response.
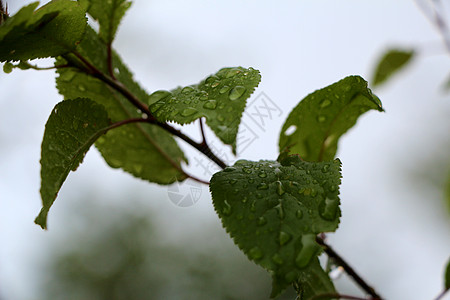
[56,27,187,184]
[86,0,132,44]
[279,76,383,162]
[210,155,341,298]
[289,258,336,300]
[36,98,111,229]
[0,0,87,62]
[372,49,414,87]
[149,67,261,153]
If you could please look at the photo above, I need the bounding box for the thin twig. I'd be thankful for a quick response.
[309,293,372,300]
[316,236,383,300]
[71,51,228,170]
[434,287,449,300]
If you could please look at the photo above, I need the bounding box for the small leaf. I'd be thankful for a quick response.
[0,0,87,62]
[372,49,414,87]
[86,0,132,44]
[56,27,187,184]
[149,67,261,153]
[36,98,111,229]
[279,76,383,162]
[210,155,341,297]
[445,257,450,290]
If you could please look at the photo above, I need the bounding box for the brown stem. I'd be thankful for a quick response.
[310,293,372,300]
[316,237,383,300]
[434,287,449,300]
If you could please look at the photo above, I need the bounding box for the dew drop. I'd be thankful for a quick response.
[222,200,232,216]
[133,164,143,174]
[272,254,284,265]
[242,167,252,174]
[257,216,267,226]
[219,86,230,94]
[319,198,339,220]
[257,182,268,190]
[276,181,285,196]
[205,75,219,85]
[258,171,267,178]
[248,247,263,260]
[226,68,240,78]
[322,164,330,173]
[279,231,292,245]
[203,100,217,110]
[317,115,326,123]
[217,115,225,122]
[211,81,220,88]
[149,90,171,103]
[181,108,197,117]
[181,86,194,94]
[295,234,319,269]
[250,200,257,212]
[248,178,255,183]
[310,189,318,197]
[183,99,191,104]
[78,84,86,91]
[241,197,248,203]
[228,86,246,101]
[59,71,75,82]
[228,179,237,185]
[275,203,285,220]
[296,209,303,219]
[320,99,331,108]
[284,125,297,136]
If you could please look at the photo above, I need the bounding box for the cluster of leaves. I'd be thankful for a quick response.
[2,1,448,299]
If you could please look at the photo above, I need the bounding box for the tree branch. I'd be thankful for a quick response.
[316,236,383,300]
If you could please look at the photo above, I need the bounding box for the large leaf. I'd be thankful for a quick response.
[210,155,341,298]
[149,67,261,153]
[372,49,414,87]
[56,27,187,184]
[36,98,110,229]
[279,76,383,162]
[85,0,131,44]
[0,0,87,62]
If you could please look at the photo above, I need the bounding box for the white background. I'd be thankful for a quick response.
[1,0,449,299]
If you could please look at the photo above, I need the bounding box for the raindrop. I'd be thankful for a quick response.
[217,115,225,122]
[228,179,237,185]
[203,100,217,110]
[319,198,339,220]
[296,209,303,219]
[257,216,267,226]
[330,266,344,280]
[242,167,252,174]
[181,108,197,117]
[276,181,285,196]
[228,86,246,101]
[149,90,171,103]
[310,189,318,197]
[250,200,256,212]
[258,171,267,178]
[59,71,75,82]
[275,203,284,220]
[272,254,284,265]
[133,164,143,174]
[181,86,194,94]
[248,178,255,183]
[279,231,292,245]
[295,234,319,268]
[222,200,232,216]
[211,81,220,88]
[226,107,233,112]
[320,99,331,108]
[219,86,230,94]
[183,99,191,104]
[248,247,263,260]
[317,115,326,123]
[284,125,297,136]
[257,182,268,190]
[78,84,86,91]
[205,75,219,85]
[226,68,241,78]
[241,197,248,203]
[322,164,330,173]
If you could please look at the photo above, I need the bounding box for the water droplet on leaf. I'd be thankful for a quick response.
[181,86,194,94]
[228,86,246,101]
[319,198,339,220]
[181,108,197,117]
[257,216,267,226]
[320,99,331,108]
[149,90,171,103]
[275,203,284,219]
[203,100,217,110]
[279,231,292,245]
[78,84,86,91]
[317,115,326,123]
[222,200,232,216]
[295,234,319,268]
[248,247,263,260]
[228,179,237,185]
[276,181,285,196]
[272,254,284,265]
[296,209,303,219]
[219,86,230,94]
[258,171,267,178]
[257,182,268,190]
